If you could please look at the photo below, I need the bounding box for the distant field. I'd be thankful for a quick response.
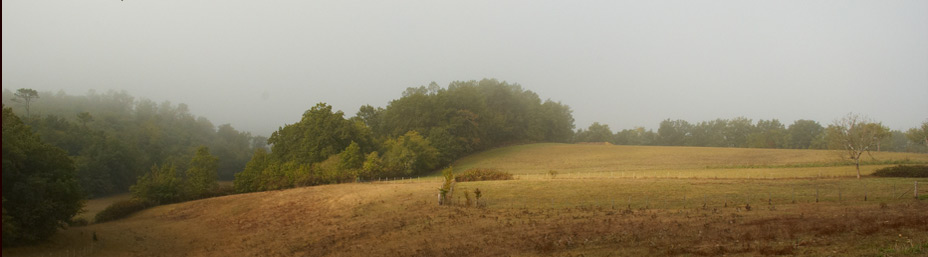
[449,143,928,178]
[4,145,927,256]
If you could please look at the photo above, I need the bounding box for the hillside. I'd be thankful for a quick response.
[4,144,928,256]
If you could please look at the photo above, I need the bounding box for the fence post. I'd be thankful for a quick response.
[815,185,819,203]
[916,181,919,199]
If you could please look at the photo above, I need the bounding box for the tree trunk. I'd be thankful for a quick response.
[855,158,861,179]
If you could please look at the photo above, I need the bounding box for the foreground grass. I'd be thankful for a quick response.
[5,145,928,256]
[4,181,925,257]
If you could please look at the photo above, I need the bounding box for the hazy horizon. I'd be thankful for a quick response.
[4,1,927,136]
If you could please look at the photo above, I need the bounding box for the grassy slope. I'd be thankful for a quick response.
[5,144,928,257]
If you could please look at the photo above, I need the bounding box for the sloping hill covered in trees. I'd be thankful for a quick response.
[233,79,575,192]
[2,89,264,197]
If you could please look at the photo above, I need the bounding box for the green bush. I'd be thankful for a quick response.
[455,168,514,182]
[872,165,928,178]
[94,199,153,223]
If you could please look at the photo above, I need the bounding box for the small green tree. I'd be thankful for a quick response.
[361,151,383,180]
[339,141,364,170]
[131,164,183,204]
[184,146,219,199]
[438,166,455,206]
[382,131,439,176]
[234,148,269,193]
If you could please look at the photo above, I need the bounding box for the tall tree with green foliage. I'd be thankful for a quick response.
[658,119,691,146]
[2,106,84,246]
[269,103,373,165]
[234,148,269,193]
[184,146,219,199]
[787,119,824,149]
[11,88,39,116]
[747,119,788,148]
[381,131,440,176]
[906,121,928,150]
[339,141,364,171]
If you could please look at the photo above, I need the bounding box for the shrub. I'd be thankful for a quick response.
[439,167,455,206]
[455,168,514,182]
[94,199,153,223]
[548,170,559,179]
[872,165,928,178]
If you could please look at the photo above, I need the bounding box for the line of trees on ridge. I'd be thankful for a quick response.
[576,117,928,153]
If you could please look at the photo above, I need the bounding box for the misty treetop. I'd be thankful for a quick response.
[235,79,576,193]
[2,89,265,196]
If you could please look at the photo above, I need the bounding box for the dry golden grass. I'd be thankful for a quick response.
[4,145,928,256]
[4,181,926,257]
[452,143,928,178]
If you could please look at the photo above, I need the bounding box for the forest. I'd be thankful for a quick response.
[1,89,265,197]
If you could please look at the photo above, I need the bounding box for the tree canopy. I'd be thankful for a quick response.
[234,79,576,193]
[2,105,84,246]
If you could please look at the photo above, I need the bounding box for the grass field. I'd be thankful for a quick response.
[451,143,928,179]
[3,144,927,256]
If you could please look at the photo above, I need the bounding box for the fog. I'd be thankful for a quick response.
[3,0,926,136]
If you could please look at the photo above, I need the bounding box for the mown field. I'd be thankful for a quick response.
[4,144,928,256]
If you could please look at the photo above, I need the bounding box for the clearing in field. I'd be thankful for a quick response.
[4,144,927,256]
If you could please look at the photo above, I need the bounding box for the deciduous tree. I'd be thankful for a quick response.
[2,106,84,245]
[828,114,884,179]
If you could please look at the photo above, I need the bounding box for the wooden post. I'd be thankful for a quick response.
[916,181,919,199]
[815,185,819,203]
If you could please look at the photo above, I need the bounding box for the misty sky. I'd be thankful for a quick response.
[3,1,927,136]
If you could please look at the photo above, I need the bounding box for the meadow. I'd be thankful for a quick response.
[4,144,927,256]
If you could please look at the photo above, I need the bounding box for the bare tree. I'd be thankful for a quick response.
[828,114,886,179]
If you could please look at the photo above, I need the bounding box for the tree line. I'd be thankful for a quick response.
[1,89,265,197]
[576,117,928,153]
[233,79,575,193]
